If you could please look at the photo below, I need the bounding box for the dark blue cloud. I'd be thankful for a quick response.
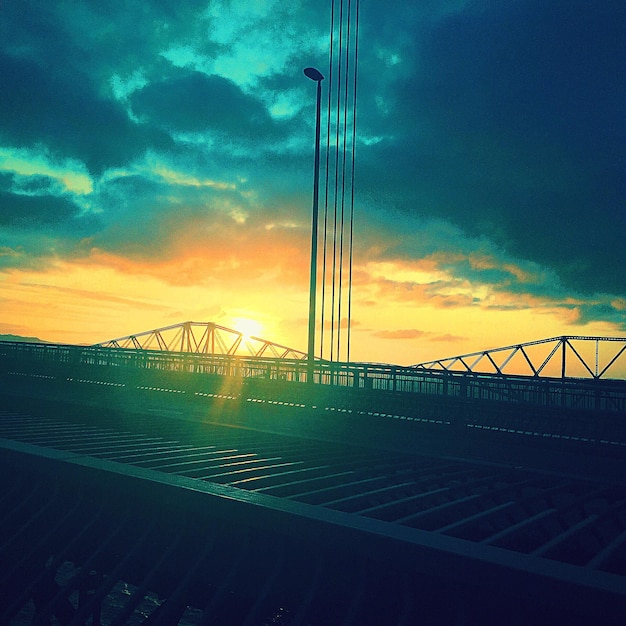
[0,187,101,270]
[130,71,287,141]
[0,191,79,228]
[0,52,172,175]
[356,0,626,296]
[0,1,206,82]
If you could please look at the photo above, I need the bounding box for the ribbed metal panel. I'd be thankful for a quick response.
[1,405,626,625]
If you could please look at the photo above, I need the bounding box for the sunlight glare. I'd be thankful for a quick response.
[232,317,263,340]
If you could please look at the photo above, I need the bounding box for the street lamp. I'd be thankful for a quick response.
[304,67,324,382]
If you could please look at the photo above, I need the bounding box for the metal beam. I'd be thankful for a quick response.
[413,336,626,380]
[93,321,308,360]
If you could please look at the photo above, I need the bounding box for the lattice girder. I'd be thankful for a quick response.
[412,336,626,380]
[94,321,308,360]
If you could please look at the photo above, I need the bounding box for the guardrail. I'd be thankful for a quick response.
[2,340,626,414]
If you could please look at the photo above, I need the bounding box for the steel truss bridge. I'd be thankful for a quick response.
[2,336,626,415]
[96,323,626,382]
[1,334,626,625]
[413,335,626,380]
[95,321,309,360]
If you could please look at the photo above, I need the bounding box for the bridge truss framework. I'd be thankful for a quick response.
[412,336,626,381]
[94,321,308,360]
[3,338,625,415]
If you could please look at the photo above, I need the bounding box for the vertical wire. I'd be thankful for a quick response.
[330,0,344,362]
[346,0,360,363]
[337,0,352,362]
[321,0,336,360]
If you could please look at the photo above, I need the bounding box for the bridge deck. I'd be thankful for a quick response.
[1,398,626,625]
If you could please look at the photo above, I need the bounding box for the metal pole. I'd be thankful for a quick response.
[304,68,324,382]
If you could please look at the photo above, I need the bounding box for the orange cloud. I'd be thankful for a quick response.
[82,212,312,288]
[370,277,476,308]
[430,333,467,343]
[372,329,427,340]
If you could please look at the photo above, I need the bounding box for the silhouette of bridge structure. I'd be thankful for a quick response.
[96,321,309,360]
[412,335,626,380]
[1,328,626,624]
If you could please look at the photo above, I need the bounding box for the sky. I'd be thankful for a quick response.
[0,0,625,367]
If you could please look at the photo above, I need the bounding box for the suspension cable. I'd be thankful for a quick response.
[346,0,360,363]
[336,0,353,361]
[319,0,359,363]
[320,0,336,361]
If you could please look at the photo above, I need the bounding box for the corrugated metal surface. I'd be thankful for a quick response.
[1,405,626,625]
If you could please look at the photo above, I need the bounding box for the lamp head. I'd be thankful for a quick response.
[304,67,324,82]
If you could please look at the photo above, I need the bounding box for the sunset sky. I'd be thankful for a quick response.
[1,1,624,366]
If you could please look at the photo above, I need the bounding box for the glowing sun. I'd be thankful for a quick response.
[231,317,263,340]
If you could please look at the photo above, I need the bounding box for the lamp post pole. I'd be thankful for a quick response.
[304,67,324,383]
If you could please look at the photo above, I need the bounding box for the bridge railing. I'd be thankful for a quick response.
[1,341,625,413]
